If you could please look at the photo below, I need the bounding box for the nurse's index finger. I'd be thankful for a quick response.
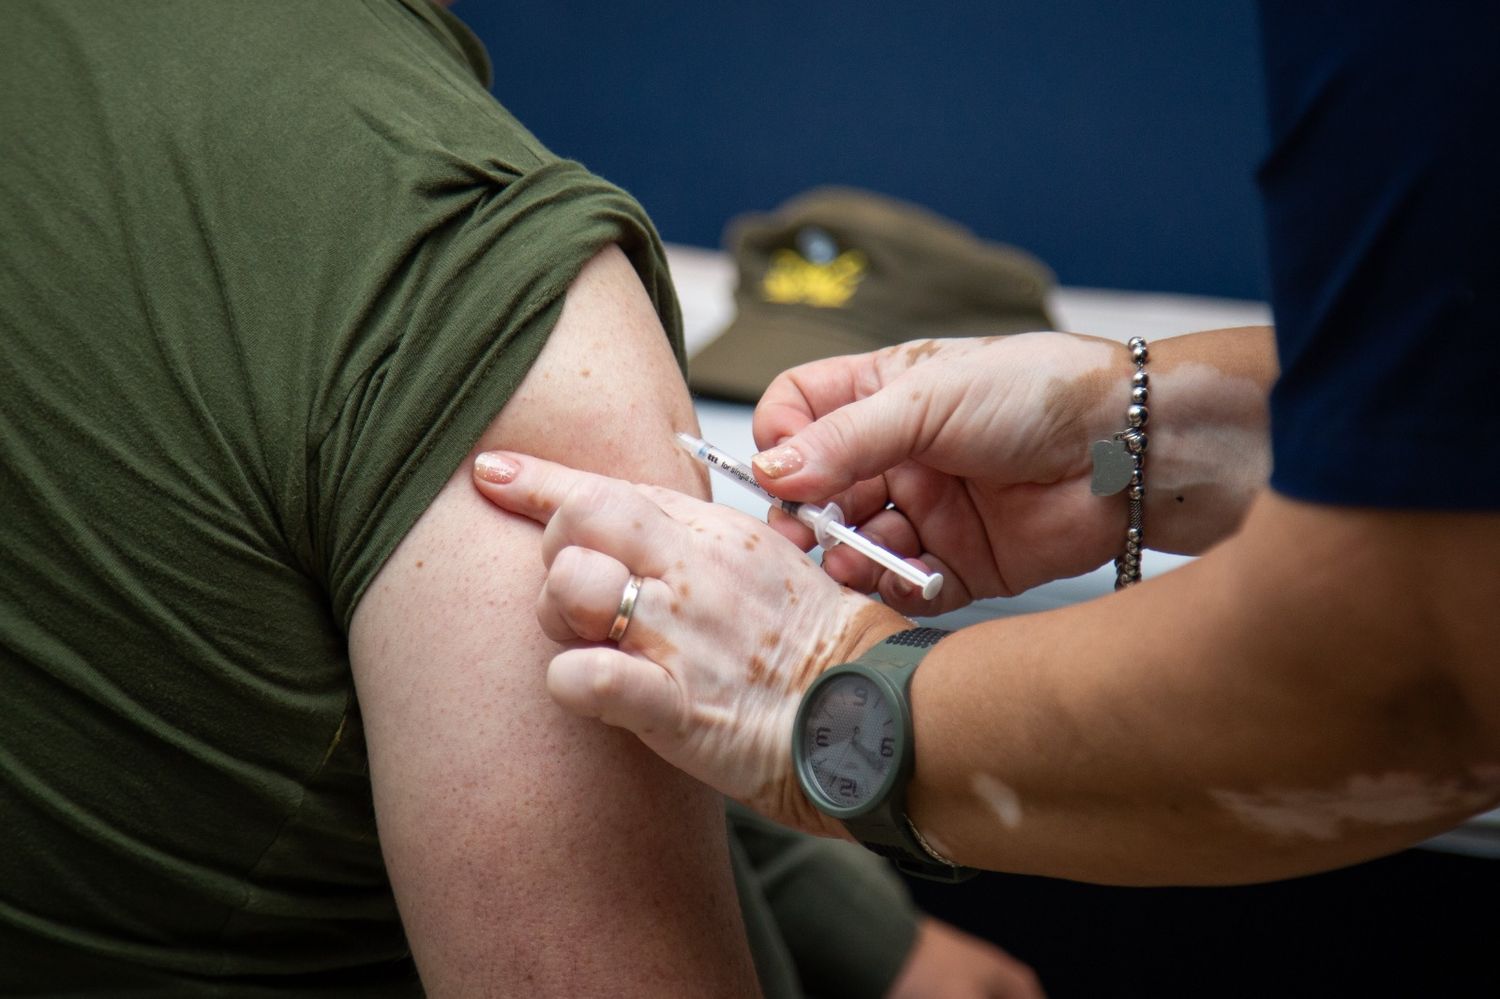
[472,450,595,526]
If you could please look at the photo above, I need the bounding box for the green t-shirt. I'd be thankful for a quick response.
[0,2,685,993]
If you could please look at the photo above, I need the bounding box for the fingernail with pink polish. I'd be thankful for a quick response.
[474,452,519,484]
[753,445,804,478]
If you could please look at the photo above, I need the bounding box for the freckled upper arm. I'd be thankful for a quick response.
[347,246,751,996]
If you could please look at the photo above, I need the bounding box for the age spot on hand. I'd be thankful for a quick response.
[796,639,833,685]
[902,340,941,365]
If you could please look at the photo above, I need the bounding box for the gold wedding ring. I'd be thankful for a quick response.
[608,574,644,642]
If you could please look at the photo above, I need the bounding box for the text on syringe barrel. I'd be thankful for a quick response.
[699,445,792,511]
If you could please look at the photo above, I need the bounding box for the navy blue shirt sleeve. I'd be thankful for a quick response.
[1257,0,1500,509]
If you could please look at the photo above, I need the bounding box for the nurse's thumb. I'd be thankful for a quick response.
[752,389,928,500]
[547,646,685,740]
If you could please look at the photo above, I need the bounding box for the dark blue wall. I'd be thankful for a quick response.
[463,2,1269,300]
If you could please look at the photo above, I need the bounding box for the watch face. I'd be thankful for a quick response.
[800,672,899,810]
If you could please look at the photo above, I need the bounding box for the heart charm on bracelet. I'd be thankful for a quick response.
[1089,438,1134,496]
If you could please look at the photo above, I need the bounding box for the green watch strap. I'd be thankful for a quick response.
[843,628,977,883]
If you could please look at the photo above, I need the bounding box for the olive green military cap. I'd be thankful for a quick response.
[688,186,1055,403]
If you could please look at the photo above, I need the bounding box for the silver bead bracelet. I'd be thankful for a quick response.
[1088,336,1149,589]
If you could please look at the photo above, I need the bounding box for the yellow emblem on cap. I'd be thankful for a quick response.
[761,248,867,308]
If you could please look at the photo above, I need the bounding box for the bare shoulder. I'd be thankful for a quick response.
[347,245,752,996]
[481,244,709,494]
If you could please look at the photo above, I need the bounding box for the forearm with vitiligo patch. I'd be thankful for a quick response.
[1105,326,1277,557]
[900,493,1500,886]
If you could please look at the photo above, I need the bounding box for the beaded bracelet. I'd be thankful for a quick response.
[1089,336,1149,589]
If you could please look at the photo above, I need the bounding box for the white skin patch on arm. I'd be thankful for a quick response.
[1209,768,1500,841]
[1150,360,1270,498]
[973,773,1025,829]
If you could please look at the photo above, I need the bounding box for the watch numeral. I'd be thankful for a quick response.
[852,686,868,706]
[813,726,831,748]
[880,737,895,758]
[838,778,858,798]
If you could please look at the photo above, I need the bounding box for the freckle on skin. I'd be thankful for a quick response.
[910,391,921,401]
[796,638,833,682]
[580,369,591,378]
[415,560,424,568]
[633,520,643,530]
[762,632,778,648]
[902,341,941,365]
[679,583,691,598]
[675,560,686,571]
[670,602,682,616]
[746,655,768,686]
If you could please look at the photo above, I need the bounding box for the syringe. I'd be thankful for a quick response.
[675,432,944,600]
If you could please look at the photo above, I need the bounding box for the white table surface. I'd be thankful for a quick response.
[667,242,1500,858]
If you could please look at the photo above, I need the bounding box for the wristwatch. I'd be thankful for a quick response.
[792,627,977,882]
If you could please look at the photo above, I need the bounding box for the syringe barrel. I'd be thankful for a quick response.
[676,432,785,510]
[794,502,845,549]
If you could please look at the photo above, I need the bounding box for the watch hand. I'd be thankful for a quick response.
[821,737,857,795]
[850,737,883,769]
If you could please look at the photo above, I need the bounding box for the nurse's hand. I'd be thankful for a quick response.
[751,332,1136,615]
[472,450,913,837]
[754,327,1278,614]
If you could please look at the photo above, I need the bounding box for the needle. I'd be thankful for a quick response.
[674,432,944,600]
